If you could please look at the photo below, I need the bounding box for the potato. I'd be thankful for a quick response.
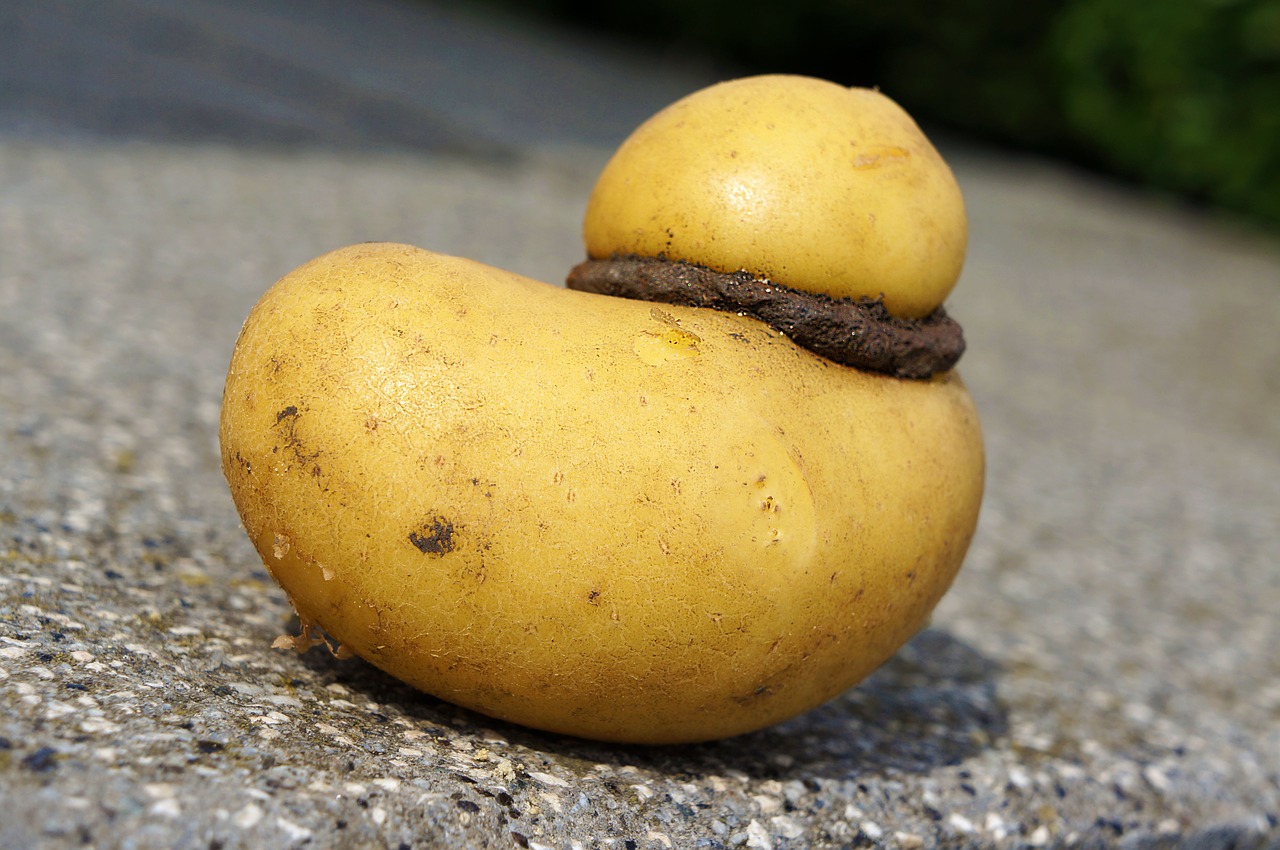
[220,243,983,744]
[583,75,968,319]
[221,75,984,743]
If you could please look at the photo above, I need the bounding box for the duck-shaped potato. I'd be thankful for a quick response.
[220,75,984,744]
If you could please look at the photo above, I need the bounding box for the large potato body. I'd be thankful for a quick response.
[220,242,983,744]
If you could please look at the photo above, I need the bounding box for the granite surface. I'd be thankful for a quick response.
[2,1,1279,849]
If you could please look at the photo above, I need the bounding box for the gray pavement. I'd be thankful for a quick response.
[2,2,1279,849]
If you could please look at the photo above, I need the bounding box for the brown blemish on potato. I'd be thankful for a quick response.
[272,404,321,467]
[409,517,456,556]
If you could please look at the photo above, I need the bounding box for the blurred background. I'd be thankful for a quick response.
[4,0,1277,232]
[459,0,1280,232]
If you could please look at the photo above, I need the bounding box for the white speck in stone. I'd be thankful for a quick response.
[985,812,1007,838]
[752,794,781,814]
[529,771,570,788]
[632,784,654,801]
[745,820,771,850]
[647,831,673,848]
[860,821,883,840]
[70,650,95,663]
[844,804,864,820]
[326,683,350,695]
[1007,767,1032,790]
[1124,701,1155,724]
[539,792,563,813]
[0,668,8,680]
[948,813,975,833]
[233,803,264,829]
[252,710,290,726]
[371,807,387,826]
[895,832,925,849]
[32,666,55,680]
[1143,765,1172,794]
[344,783,367,796]
[149,798,181,818]
[257,728,282,741]
[1028,825,1050,846]
[45,700,76,718]
[373,778,401,792]
[710,819,728,836]
[771,815,804,839]
[276,816,312,843]
[1058,763,1086,781]
[782,780,807,805]
[398,747,423,757]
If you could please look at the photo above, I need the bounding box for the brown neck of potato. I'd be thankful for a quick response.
[565,255,964,380]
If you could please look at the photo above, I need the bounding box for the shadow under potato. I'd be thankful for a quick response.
[291,626,1006,783]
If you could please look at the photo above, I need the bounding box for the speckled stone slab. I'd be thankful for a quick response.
[2,2,1279,849]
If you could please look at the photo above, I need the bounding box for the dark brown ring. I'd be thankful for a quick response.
[566,255,965,379]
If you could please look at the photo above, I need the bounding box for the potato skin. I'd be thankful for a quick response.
[583,75,968,319]
[220,242,983,744]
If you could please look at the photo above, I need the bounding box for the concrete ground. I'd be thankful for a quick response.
[2,1,1278,848]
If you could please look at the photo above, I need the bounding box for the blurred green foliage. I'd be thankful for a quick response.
[468,0,1280,228]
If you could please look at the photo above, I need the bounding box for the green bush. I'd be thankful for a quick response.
[463,0,1280,229]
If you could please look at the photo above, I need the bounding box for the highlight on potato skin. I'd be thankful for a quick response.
[219,75,984,745]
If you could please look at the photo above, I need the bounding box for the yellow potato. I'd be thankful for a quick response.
[584,75,967,318]
[220,242,983,744]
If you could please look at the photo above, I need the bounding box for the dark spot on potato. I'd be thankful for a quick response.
[587,590,601,605]
[409,517,455,556]
[273,404,320,466]
[733,684,774,705]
